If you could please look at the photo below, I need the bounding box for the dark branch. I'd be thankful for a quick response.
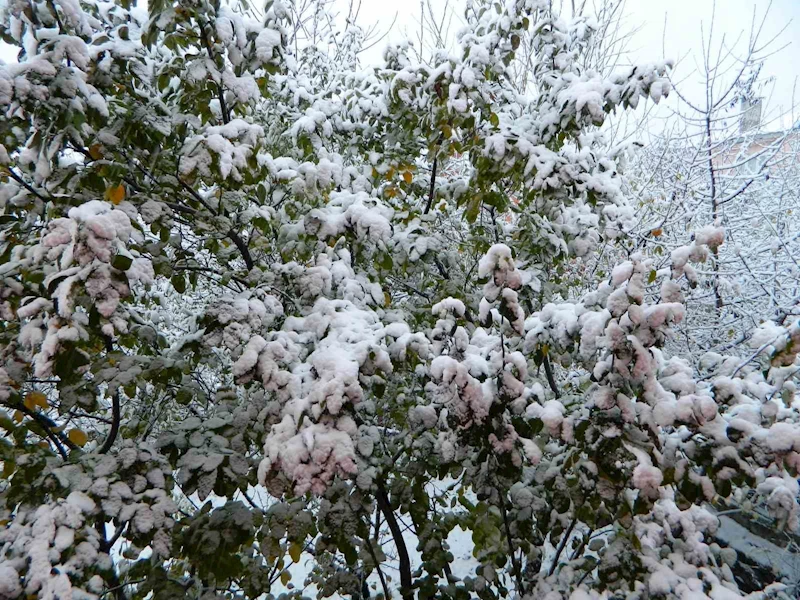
[6,398,78,459]
[6,168,49,202]
[543,354,560,398]
[375,481,413,600]
[548,518,577,577]
[423,154,438,214]
[364,537,391,600]
[98,390,121,454]
[198,17,231,124]
[96,518,130,600]
[176,178,254,270]
[100,522,128,553]
[498,490,526,595]
[226,228,255,271]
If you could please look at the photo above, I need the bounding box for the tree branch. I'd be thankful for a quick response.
[98,390,121,454]
[96,518,129,600]
[226,228,255,271]
[6,168,49,202]
[6,398,78,458]
[423,154,438,214]
[100,522,128,553]
[498,490,526,595]
[543,354,560,398]
[198,17,231,124]
[548,518,577,577]
[375,481,413,600]
[176,178,254,270]
[364,536,391,600]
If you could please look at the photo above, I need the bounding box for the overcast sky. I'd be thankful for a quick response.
[626,0,799,129]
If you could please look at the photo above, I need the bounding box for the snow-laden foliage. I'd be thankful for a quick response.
[0,0,798,599]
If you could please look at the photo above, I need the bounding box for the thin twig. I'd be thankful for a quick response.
[548,518,577,577]
[365,537,391,600]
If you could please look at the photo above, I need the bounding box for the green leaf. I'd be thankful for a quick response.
[171,274,186,294]
[342,540,358,565]
[112,254,133,271]
[53,343,89,381]
[465,196,481,223]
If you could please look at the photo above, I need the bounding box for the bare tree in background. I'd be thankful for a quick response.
[613,2,800,361]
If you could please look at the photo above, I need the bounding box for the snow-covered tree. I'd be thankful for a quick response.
[1,1,799,599]
[617,7,800,363]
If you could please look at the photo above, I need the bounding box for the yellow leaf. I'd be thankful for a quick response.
[288,542,302,563]
[280,571,291,585]
[106,184,125,205]
[13,411,23,424]
[88,144,103,160]
[68,428,88,447]
[402,171,413,185]
[384,291,391,306]
[25,391,48,410]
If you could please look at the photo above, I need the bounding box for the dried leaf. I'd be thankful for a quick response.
[106,184,125,205]
[24,391,48,410]
[289,542,302,563]
[68,428,88,447]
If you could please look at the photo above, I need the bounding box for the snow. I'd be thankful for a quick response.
[1,0,798,597]
[633,464,664,496]
[714,510,800,585]
[255,28,282,63]
[695,225,725,250]
[0,565,23,598]
[432,297,466,317]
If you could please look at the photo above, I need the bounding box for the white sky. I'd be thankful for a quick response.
[626,0,800,129]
